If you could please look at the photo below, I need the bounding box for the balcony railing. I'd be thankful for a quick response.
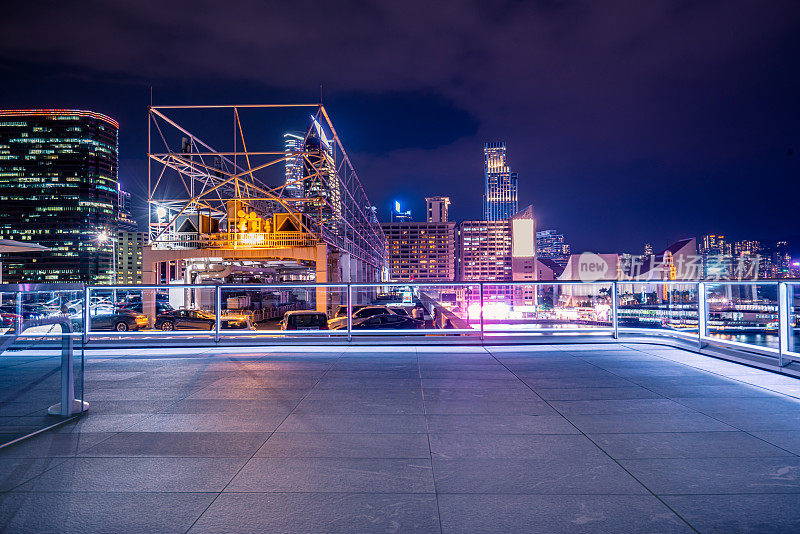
[1,280,797,366]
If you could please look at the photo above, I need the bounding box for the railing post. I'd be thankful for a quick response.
[83,286,91,344]
[479,282,484,342]
[611,282,619,340]
[347,283,352,342]
[214,285,221,343]
[778,282,791,367]
[15,290,22,335]
[697,282,707,349]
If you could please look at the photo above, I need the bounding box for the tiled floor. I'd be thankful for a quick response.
[2,343,800,532]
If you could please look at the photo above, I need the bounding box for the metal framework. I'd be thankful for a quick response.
[147,104,387,269]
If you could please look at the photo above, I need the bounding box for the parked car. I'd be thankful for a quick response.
[72,306,148,332]
[280,311,329,331]
[387,306,409,316]
[351,313,424,330]
[117,300,174,315]
[155,309,251,331]
[328,305,395,330]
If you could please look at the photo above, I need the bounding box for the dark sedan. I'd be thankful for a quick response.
[155,309,251,331]
[351,313,424,330]
[72,307,149,332]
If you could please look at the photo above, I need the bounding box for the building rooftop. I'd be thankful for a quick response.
[2,343,800,531]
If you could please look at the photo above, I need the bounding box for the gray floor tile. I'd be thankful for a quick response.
[423,398,556,415]
[0,491,216,533]
[438,494,691,533]
[591,431,794,459]
[433,458,646,494]
[0,432,111,458]
[566,412,735,433]
[80,432,269,457]
[226,457,435,492]
[0,457,68,491]
[550,399,695,415]
[429,433,605,459]
[124,413,287,432]
[426,414,578,434]
[620,457,800,494]
[277,413,428,433]
[293,396,424,414]
[188,492,440,533]
[14,457,246,492]
[257,432,430,458]
[752,430,800,456]
[662,494,800,533]
[537,387,662,401]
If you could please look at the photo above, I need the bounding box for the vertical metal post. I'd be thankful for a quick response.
[611,282,619,340]
[778,282,790,367]
[59,324,75,416]
[697,282,707,349]
[14,290,22,334]
[214,285,221,343]
[479,282,485,341]
[83,286,91,343]
[347,284,353,342]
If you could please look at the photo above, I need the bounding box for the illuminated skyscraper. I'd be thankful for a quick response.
[483,142,518,221]
[0,109,119,283]
[283,132,304,199]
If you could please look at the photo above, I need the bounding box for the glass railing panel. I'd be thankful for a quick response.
[0,291,18,335]
[0,289,85,448]
[788,283,799,357]
[617,282,699,338]
[350,283,480,335]
[88,285,216,335]
[480,282,614,335]
[219,284,348,336]
[705,282,779,351]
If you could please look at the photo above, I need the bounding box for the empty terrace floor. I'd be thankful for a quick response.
[3,343,800,532]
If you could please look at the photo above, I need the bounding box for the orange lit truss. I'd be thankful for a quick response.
[147,104,387,269]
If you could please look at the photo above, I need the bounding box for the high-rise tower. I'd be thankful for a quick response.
[0,109,119,283]
[483,142,518,221]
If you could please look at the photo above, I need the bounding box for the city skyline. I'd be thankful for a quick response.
[1,1,798,254]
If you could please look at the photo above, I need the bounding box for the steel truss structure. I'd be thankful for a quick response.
[147,104,387,269]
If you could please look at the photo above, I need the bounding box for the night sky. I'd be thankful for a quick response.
[1,0,798,254]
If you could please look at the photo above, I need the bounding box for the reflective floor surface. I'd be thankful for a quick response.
[2,343,800,533]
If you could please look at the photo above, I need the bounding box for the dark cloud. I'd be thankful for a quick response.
[1,0,798,251]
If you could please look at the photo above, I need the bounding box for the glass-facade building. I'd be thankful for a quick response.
[0,109,119,282]
[483,142,518,221]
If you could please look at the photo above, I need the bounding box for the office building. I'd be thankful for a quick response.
[426,196,450,223]
[699,234,732,279]
[381,221,456,282]
[483,142,518,221]
[283,131,304,199]
[117,186,138,232]
[0,109,119,283]
[116,230,146,284]
[536,229,571,267]
[458,206,536,302]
